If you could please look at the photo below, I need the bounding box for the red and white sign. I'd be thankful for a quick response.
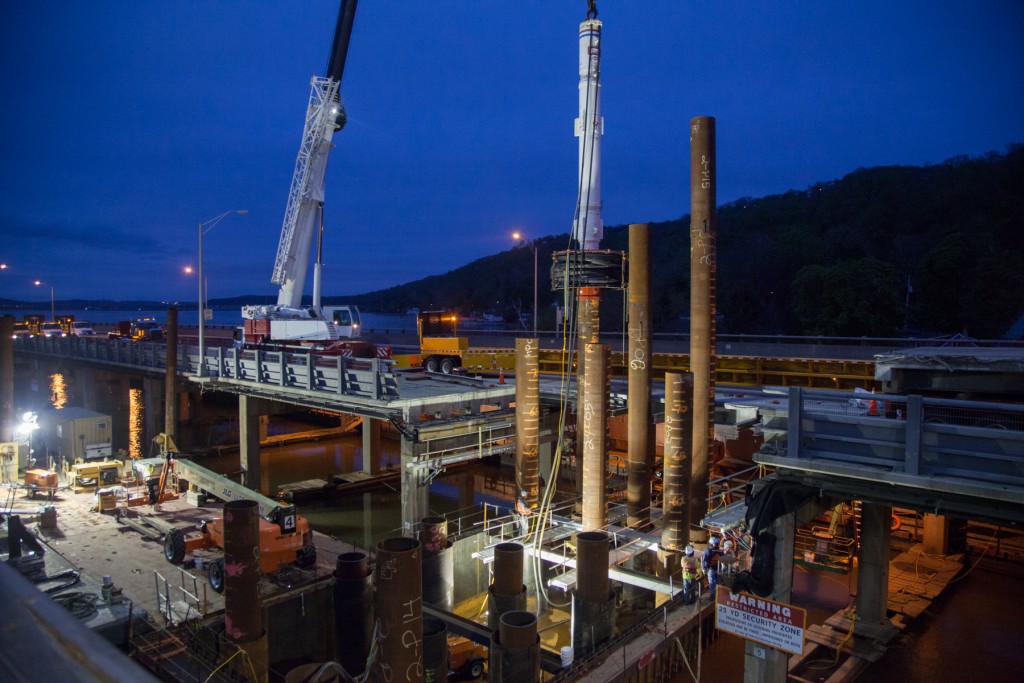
[715,587,807,655]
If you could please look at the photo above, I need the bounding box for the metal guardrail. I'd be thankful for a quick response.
[13,336,399,401]
[785,387,1024,488]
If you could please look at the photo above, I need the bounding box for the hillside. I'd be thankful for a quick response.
[342,146,1024,338]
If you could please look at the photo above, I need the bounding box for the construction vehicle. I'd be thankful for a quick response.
[417,310,468,374]
[448,636,487,680]
[240,0,364,346]
[149,435,316,592]
[107,318,165,341]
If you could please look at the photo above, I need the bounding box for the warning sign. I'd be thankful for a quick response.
[715,587,806,655]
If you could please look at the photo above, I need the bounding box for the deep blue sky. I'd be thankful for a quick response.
[1,1,1022,304]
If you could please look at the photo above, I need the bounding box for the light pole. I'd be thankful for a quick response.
[197,210,247,377]
[34,280,54,320]
[512,232,538,334]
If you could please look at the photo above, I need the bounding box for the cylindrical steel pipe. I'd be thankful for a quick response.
[492,542,525,597]
[582,342,609,531]
[1,316,14,442]
[419,516,448,555]
[514,338,541,513]
[489,542,527,632]
[575,531,610,603]
[223,499,262,644]
[333,552,373,675]
[500,610,538,651]
[422,617,448,683]
[627,223,653,529]
[662,373,693,550]
[164,307,178,443]
[574,286,600,502]
[490,610,540,683]
[689,116,716,544]
[375,536,423,683]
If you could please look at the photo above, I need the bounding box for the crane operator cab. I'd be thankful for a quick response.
[324,305,361,338]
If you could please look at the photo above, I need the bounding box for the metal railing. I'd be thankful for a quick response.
[786,387,1024,487]
[14,335,399,401]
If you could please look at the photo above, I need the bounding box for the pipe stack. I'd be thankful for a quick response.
[488,542,527,632]
[571,530,615,654]
[489,611,540,683]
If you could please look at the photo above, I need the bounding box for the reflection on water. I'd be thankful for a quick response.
[49,373,67,409]
[129,388,143,458]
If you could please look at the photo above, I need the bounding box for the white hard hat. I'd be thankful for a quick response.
[684,545,694,556]
[723,540,735,552]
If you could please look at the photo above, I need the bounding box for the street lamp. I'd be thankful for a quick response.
[197,210,248,377]
[512,231,538,334]
[34,280,54,320]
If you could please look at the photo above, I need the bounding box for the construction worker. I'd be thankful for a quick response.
[703,536,723,600]
[681,545,699,604]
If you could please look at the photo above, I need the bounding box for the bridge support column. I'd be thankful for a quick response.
[743,495,831,683]
[142,377,163,451]
[239,394,265,493]
[1,317,14,442]
[856,502,892,626]
[400,414,428,537]
[361,417,381,475]
[922,513,964,556]
[743,511,796,683]
[74,366,96,412]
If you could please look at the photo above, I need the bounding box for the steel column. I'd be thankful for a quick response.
[689,116,716,543]
[663,372,693,551]
[582,343,609,531]
[333,551,373,675]
[627,223,653,529]
[515,338,541,514]
[375,536,423,682]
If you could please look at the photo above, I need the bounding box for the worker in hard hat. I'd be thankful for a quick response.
[703,536,723,600]
[682,545,698,604]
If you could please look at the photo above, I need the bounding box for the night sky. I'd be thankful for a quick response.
[1,1,1022,304]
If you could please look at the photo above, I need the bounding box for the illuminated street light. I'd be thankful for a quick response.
[34,280,55,320]
[512,231,538,335]
[197,210,248,377]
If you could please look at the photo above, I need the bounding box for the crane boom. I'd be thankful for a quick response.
[269,0,357,310]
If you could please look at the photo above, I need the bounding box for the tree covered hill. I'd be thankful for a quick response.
[345,146,1024,338]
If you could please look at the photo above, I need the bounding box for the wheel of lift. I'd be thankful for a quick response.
[424,356,439,373]
[163,528,186,564]
[208,556,226,593]
[467,658,484,679]
[439,357,454,374]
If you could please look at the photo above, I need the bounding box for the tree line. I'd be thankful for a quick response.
[343,145,1024,338]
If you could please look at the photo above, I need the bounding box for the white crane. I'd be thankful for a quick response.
[241,0,361,344]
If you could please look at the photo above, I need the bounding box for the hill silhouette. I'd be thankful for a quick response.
[341,145,1024,338]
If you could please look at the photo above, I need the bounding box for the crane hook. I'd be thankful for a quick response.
[587,0,598,20]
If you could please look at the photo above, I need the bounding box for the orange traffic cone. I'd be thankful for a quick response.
[868,389,879,416]
[498,367,505,384]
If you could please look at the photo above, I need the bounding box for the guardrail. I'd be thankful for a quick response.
[13,336,399,401]
[785,387,1024,487]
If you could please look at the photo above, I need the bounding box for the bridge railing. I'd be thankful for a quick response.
[787,387,1024,487]
[14,336,399,401]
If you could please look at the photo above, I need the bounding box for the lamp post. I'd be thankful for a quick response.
[512,232,538,334]
[197,210,248,377]
[34,280,54,320]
